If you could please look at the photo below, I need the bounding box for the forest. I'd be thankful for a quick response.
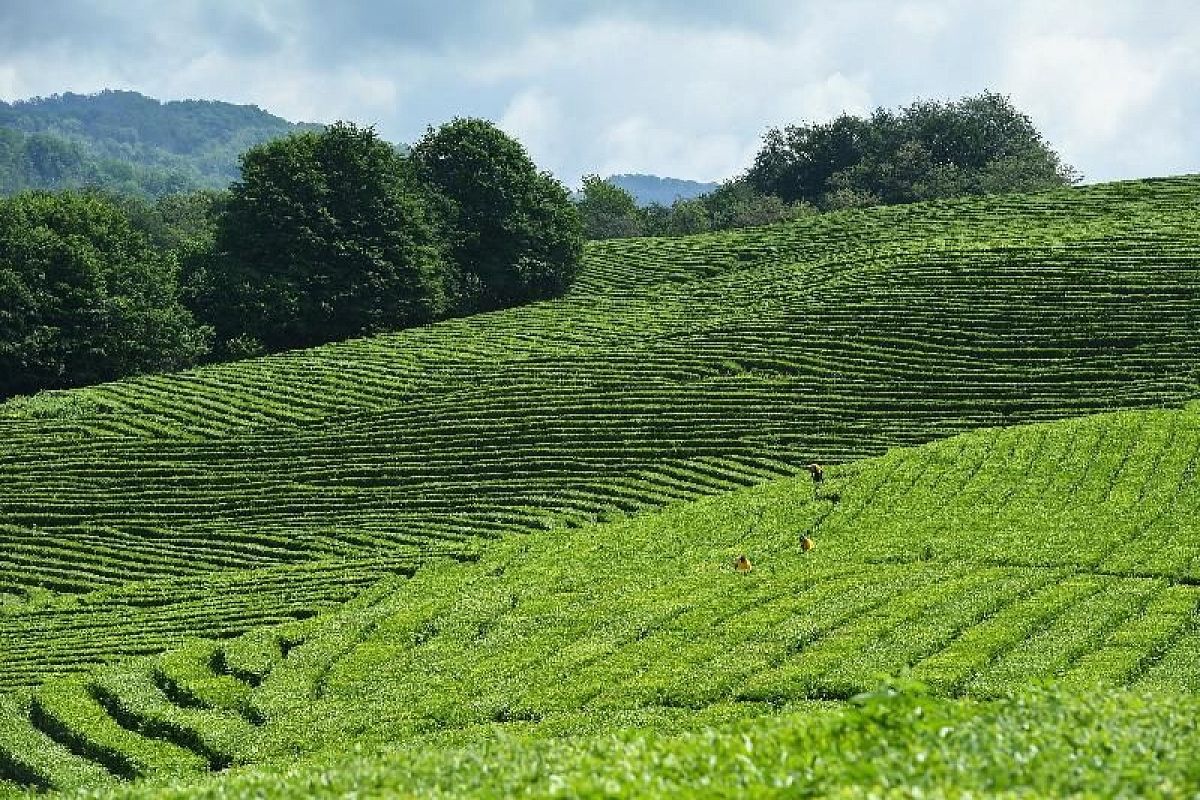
[0,90,318,197]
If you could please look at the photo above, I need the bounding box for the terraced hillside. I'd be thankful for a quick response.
[1,405,1199,797]
[1,176,1199,691]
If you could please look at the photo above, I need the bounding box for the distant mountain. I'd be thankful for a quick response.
[0,89,322,198]
[606,173,719,206]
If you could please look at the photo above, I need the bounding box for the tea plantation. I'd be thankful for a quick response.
[3,405,1200,796]
[1,176,1199,796]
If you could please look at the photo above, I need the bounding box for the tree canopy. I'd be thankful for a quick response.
[576,175,644,240]
[410,118,583,313]
[0,115,588,397]
[746,92,1077,209]
[0,191,209,399]
[196,122,447,355]
[0,93,1075,395]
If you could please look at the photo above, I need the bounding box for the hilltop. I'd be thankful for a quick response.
[0,90,320,197]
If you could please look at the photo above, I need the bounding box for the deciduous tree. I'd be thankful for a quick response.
[199,122,447,354]
[0,191,209,398]
[411,118,583,313]
[746,92,1076,209]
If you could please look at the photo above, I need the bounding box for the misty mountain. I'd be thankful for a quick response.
[606,173,719,206]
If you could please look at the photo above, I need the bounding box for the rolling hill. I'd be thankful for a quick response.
[1,403,1199,795]
[0,175,1198,795]
[1,176,1198,689]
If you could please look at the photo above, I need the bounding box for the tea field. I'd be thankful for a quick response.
[2,176,1199,690]
[1,176,1199,796]
[2,404,1200,796]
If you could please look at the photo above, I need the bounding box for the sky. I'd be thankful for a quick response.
[0,0,1197,186]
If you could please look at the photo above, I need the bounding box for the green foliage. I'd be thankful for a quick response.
[92,665,257,770]
[0,128,195,199]
[30,678,207,779]
[411,118,583,312]
[0,177,1198,692]
[0,190,210,399]
[582,178,816,241]
[656,196,710,235]
[0,177,1198,797]
[0,693,116,794]
[0,90,320,199]
[112,189,226,254]
[8,684,1200,797]
[747,91,1077,208]
[699,181,816,229]
[4,406,1200,794]
[154,641,254,714]
[588,91,1071,240]
[197,122,448,354]
[577,174,644,239]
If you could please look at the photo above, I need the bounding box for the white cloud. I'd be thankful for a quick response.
[499,88,564,166]
[597,116,746,184]
[773,73,873,128]
[1000,0,1200,180]
[1,1,1197,184]
[456,17,877,182]
[0,66,17,99]
[893,2,951,38]
[1007,35,1162,142]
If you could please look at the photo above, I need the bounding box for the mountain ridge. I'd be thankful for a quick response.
[0,89,321,197]
[605,172,719,206]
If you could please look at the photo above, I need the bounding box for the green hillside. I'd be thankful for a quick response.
[1,404,1199,796]
[1,176,1198,693]
[0,90,320,197]
[0,175,1198,795]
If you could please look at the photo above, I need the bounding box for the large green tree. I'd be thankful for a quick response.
[410,118,583,313]
[746,92,1077,209]
[576,175,644,240]
[0,191,209,399]
[198,122,447,355]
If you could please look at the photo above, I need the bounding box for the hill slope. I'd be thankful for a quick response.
[0,90,320,197]
[1,404,1199,796]
[0,177,1197,693]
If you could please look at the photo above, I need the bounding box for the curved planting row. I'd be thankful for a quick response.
[0,551,476,692]
[1,175,1196,441]
[0,579,407,795]
[0,176,1197,690]
[309,406,1200,726]
[0,623,305,794]
[3,407,1198,795]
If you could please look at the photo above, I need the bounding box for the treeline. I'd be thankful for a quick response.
[578,92,1078,240]
[1,91,1079,399]
[0,120,582,400]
